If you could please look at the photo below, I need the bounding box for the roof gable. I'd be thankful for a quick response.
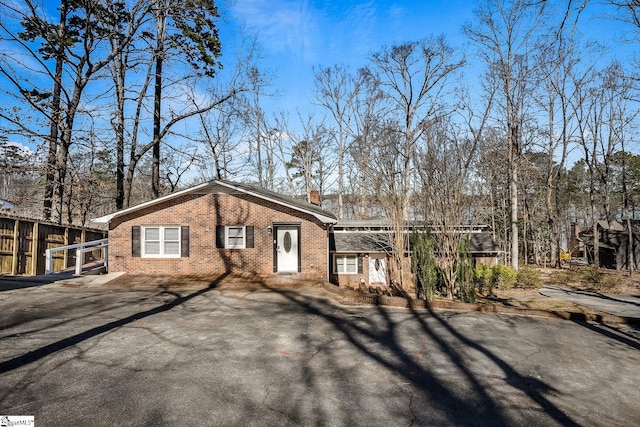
[91,180,337,224]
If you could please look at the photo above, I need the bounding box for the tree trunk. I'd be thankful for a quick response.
[591,199,599,268]
[43,1,68,221]
[510,129,519,271]
[152,10,165,199]
[114,50,126,209]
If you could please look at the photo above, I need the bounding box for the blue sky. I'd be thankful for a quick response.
[221,0,637,116]
[223,0,476,111]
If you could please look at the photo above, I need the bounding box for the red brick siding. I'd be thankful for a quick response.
[331,254,369,288]
[108,192,329,278]
[332,254,416,293]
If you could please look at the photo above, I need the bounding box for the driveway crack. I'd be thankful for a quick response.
[407,389,417,426]
[263,383,301,425]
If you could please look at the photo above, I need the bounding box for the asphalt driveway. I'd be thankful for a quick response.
[1,282,639,426]
[540,285,640,319]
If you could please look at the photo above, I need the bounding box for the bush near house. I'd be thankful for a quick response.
[515,266,543,289]
[412,232,476,303]
[473,264,517,292]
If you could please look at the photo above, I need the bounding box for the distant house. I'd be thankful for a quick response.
[580,220,640,270]
[93,180,337,278]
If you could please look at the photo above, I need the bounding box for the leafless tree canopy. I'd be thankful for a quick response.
[0,0,639,279]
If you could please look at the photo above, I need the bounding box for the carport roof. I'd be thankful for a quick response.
[330,231,502,254]
[92,179,338,224]
[330,232,392,253]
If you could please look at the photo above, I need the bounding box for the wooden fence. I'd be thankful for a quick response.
[0,214,106,276]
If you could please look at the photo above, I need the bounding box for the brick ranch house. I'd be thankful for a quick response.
[93,180,502,289]
[92,180,337,279]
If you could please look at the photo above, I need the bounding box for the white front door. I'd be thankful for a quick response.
[369,256,387,284]
[276,227,298,273]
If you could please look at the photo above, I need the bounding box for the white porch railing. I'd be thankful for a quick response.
[45,238,108,275]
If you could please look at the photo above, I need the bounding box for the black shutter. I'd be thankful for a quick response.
[181,226,190,257]
[132,226,141,257]
[216,225,225,248]
[357,255,363,274]
[297,228,301,272]
[273,226,277,272]
[246,226,254,248]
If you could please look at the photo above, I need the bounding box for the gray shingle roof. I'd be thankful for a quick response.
[217,180,337,223]
[330,231,501,254]
[330,232,392,253]
[92,179,337,224]
[468,233,502,253]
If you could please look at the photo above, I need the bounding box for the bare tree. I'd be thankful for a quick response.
[286,112,334,203]
[163,144,198,192]
[573,62,630,267]
[464,0,548,270]
[533,1,589,266]
[414,86,492,299]
[313,65,361,219]
[194,99,245,181]
[363,37,464,289]
[366,118,410,288]
[271,112,297,197]
[350,72,386,219]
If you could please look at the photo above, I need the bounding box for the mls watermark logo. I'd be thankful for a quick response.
[0,416,34,427]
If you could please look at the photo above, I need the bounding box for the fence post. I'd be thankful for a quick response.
[75,248,82,275]
[31,221,39,276]
[11,219,19,275]
[45,248,52,275]
[103,245,108,272]
[63,227,69,269]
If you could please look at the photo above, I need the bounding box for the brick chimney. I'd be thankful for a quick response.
[309,190,320,205]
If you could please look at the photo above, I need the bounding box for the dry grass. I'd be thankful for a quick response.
[474,265,640,315]
[476,295,605,315]
[539,266,640,294]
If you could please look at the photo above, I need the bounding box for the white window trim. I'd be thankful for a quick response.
[225,225,246,249]
[334,254,358,274]
[141,225,181,258]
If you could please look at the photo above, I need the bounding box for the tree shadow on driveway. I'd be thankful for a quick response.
[1,279,618,425]
[0,273,229,375]
[262,285,580,426]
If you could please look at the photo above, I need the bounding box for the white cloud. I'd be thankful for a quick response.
[2,140,34,158]
[232,0,322,62]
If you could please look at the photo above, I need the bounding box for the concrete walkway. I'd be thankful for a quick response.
[540,285,640,319]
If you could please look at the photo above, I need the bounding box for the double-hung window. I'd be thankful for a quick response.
[335,254,358,274]
[142,226,180,258]
[216,225,253,249]
[226,225,246,249]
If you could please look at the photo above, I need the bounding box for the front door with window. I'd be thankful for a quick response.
[369,255,387,284]
[276,226,299,273]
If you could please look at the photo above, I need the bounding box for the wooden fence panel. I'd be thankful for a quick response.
[0,218,14,274]
[37,224,66,275]
[17,221,33,275]
[0,215,106,276]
